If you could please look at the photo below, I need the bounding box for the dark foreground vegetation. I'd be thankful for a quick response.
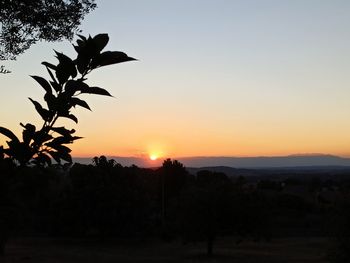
[4,237,329,263]
[1,156,350,262]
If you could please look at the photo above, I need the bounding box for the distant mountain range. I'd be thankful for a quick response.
[74,154,350,168]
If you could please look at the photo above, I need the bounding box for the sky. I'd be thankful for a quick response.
[1,0,350,160]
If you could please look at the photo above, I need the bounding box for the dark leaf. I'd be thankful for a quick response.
[93,34,109,52]
[71,136,83,141]
[80,86,113,97]
[48,151,61,164]
[20,123,36,145]
[50,136,72,145]
[44,93,57,111]
[67,114,78,123]
[55,93,73,114]
[50,81,62,93]
[0,146,4,160]
[51,135,82,145]
[77,34,87,41]
[46,142,71,153]
[60,151,72,163]
[7,141,33,165]
[76,53,90,74]
[64,80,89,96]
[0,127,19,143]
[70,97,91,110]
[29,98,52,122]
[51,127,75,137]
[33,129,53,145]
[46,67,62,92]
[91,51,136,68]
[55,51,77,83]
[31,75,52,94]
[46,68,56,82]
[41,62,57,70]
[56,64,71,84]
[60,113,78,124]
[73,45,81,53]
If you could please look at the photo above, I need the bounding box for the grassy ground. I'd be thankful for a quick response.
[2,237,330,263]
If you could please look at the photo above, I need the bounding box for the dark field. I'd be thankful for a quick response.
[3,237,329,263]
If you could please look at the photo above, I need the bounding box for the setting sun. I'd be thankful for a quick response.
[150,154,158,161]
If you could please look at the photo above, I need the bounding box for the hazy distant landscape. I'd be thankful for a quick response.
[75,154,350,168]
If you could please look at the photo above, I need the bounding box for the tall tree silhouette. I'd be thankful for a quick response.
[0,0,96,60]
[160,158,188,199]
[0,33,136,166]
[177,170,234,257]
[159,158,188,235]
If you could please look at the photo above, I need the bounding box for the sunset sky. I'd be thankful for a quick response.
[1,0,350,160]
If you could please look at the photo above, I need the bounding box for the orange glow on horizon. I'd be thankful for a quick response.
[59,124,350,160]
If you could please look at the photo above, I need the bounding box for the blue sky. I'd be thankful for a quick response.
[1,0,350,158]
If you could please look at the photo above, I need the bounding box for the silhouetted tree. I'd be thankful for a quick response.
[0,0,96,60]
[157,159,188,238]
[92,155,121,170]
[177,170,234,257]
[160,159,188,200]
[48,157,157,238]
[233,191,271,242]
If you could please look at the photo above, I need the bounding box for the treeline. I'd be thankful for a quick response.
[1,156,350,257]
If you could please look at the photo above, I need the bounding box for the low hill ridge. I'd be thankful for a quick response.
[74,154,350,168]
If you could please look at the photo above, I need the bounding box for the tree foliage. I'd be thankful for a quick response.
[176,171,234,256]
[0,33,136,166]
[0,0,96,60]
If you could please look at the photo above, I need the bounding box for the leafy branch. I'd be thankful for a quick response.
[0,34,136,166]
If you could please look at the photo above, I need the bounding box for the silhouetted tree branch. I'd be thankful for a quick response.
[0,33,136,166]
[0,0,96,60]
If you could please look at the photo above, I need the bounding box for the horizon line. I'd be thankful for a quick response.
[73,153,350,159]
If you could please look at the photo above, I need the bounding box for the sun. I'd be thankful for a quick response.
[149,154,158,161]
